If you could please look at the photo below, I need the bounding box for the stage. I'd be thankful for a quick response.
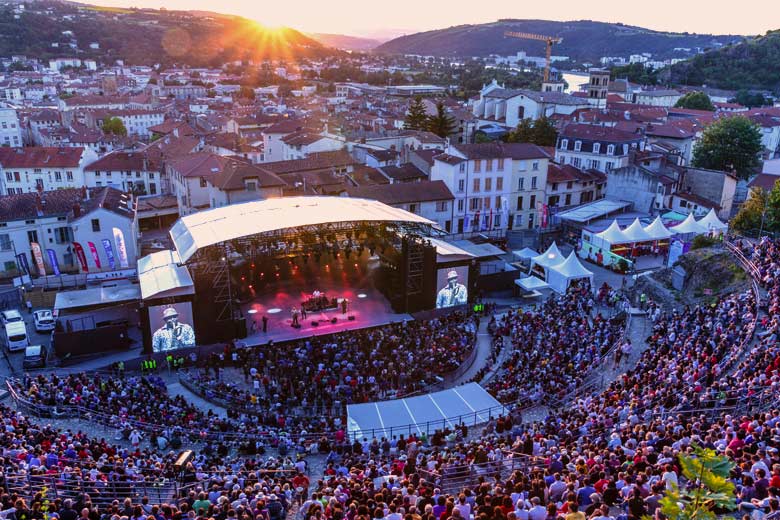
[238,255,412,346]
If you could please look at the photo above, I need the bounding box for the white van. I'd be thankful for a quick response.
[4,321,29,351]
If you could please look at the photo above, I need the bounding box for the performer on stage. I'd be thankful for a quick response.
[291,307,300,327]
[341,298,348,314]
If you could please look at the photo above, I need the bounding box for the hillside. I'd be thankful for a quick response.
[308,33,383,51]
[667,30,780,92]
[375,19,740,61]
[0,1,337,67]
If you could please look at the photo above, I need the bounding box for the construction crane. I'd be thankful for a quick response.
[504,31,563,83]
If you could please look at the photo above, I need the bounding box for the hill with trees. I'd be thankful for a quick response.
[0,1,338,67]
[667,30,780,92]
[375,19,740,61]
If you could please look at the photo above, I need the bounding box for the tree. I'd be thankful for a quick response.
[238,86,255,100]
[504,119,534,143]
[732,90,768,108]
[657,445,736,520]
[731,187,768,234]
[675,91,715,111]
[102,117,127,136]
[404,96,428,131]
[692,116,763,180]
[426,102,456,138]
[504,117,558,146]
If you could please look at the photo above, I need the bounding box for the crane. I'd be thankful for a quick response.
[504,31,563,83]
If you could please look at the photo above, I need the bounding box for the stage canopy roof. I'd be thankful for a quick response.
[556,199,631,224]
[54,284,141,314]
[450,240,506,259]
[594,220,630,245]
[622,218,653,243]
[644,216,673,240]
[672,213,707,235]
[138,250,194,300]
[530,242,564,270]
[347,382,506,439]
[171,196,437,263]
[698,208,728,232]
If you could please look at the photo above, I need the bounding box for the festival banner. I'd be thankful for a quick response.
[72,242,89,273]
[87,241,102,269]
[30,242,46,276]
[113,227,129,268]
[102,238,116,270]
[15,253,30,276]
[46,249,60,276]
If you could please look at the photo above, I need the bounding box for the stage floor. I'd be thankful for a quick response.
[239,279,411,346]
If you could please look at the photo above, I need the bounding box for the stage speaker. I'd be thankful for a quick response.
[234,317,247,339]
[331,317,338,324]
[311,321,319,327]
[348,315,355,321]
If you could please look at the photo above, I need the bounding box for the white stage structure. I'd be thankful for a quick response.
[697,208,728,234]
[347,382,506,440]
[672,213,707,236]
[643,216,673,240]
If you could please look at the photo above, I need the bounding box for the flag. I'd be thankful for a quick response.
[102,238,116,270]
[541,203,549,228]
[30,242,46,276]
[72,242,89,272]
[113,227,129,268]
[46,249,60,276]
[87,241,102,269]
[15,253,30,276]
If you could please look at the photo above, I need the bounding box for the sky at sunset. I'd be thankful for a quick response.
[85,0,777,38]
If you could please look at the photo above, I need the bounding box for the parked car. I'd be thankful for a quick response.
[1,309,24,325]
[22,345,47,369]
[33,309,55,332]
[3,321,29,351]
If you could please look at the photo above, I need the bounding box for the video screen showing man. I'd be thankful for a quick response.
[151,305,196,352]
[436,269,468,308]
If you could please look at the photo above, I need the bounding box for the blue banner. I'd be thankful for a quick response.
[101,238,116,270]
[15,253,30,276]
[46,249,60,276]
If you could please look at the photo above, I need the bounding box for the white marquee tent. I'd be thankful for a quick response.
[672,213,707,236]
[643,216,673,240]
[547,252,594,294]
[697,208,728,233]
[594,220,631,246]
[622,218,653,243]
[529,242,564,273]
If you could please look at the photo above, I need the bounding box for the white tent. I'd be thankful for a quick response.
[594,220,631,245]
[512,247,539,262]
[671,213,707,235]
[622,218,653,243]
[697,208,728,233]
[530,242,564,271]
[515,276,549,291]
[643,216,673,240]
[547,252,594,294]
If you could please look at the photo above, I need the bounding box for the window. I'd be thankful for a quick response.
[91,219,100,232]
[95,171,101,177]
[457,199,464,212]
[149,183,157,195]
[35,179,44,191]
[592,160,601,170]
[566,181,573,189]
[516,196,523,210]
[623,144,629,155]
[200,177,208,188]
[54,227,72,244]
[246,181,257,191]
[497,158,505,171]
[485,159,493,172]
[532,161,539,171]
[27,230,38,244]
[483,197,491,209]
[518,161,527,171]
[494,214,501,227]
[408,203,417,213]
[528,213,534,229]
[0,234,10,251]
[484,178,492,191]
[469,198,480,211]
[149,172,155,179]
[530,195,536,209]
[4,172,10,182]
[458,179,465,192]
[66,171,73,181]
[560,139,568,150]
[572,157,582,168]
[472,178,480,192]
[593,143,601,154]
[679,199,687,208]
[574,141,582,152]
[136,171,141,178]
[95,181,102,187]
[435,201,448,212]
[531,176,537,189]
[607,144,615,155]
[106,172,112,178]
[515,214,523,227]
[565,193,572,205]
[473,160,482,173]
[495,196,501,209]
[518,178,524,190]
[13,172,20,182]
[55,171,62,181]
[606,161,614,172]
[496,177,503,190]
[459,163,465,173]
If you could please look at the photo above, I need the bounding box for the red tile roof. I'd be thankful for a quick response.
[0,147,84,169]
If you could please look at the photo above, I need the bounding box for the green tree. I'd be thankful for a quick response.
[426,102,457,138]
[731,187,768,234]
[656,444,736,520]
[238,86,255,100]
[675,91,715,111]
[102,117,127,136]
[404,96,428,131]
[504,119,534,143]
[692,116,763,180]
[732,90,768,108]
[504,117,558,146]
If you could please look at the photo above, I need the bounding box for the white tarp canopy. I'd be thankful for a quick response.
[347,382,506,440]
[530,242,564,271]
[512,247,539,261]
[697,208,728,232]
[643,216,673,240]
[547,252,594,294]
[138,250,194,300]
[622,218,653,243]
[672,213,707,235]
[515,276,549,290]
[594,220,631,245]
[171,196,436,262]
